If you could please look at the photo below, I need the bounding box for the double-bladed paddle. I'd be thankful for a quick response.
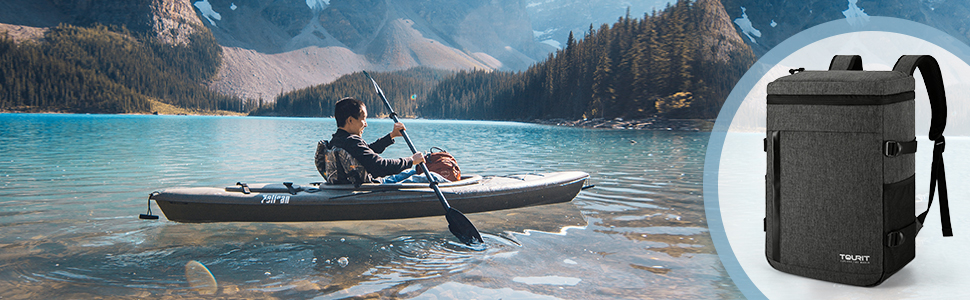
[362,71,484,245]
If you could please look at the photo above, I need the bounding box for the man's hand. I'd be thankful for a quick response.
[411,152,425,166]
[390,122,406,138]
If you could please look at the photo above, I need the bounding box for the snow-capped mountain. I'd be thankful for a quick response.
[187,0,557,100]
[721,0,970,56]
[526,0,677,49]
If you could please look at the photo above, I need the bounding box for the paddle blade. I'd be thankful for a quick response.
[446,208,484,245]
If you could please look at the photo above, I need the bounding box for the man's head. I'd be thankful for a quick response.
[335,97,368,135]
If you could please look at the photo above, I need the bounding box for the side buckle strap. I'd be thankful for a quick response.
[886,219,922,248]
[884,139,917,157]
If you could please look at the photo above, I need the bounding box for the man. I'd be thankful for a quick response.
[329,97,447,184]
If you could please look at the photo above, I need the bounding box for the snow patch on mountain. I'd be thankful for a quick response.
[193,0,221,26]
[733,7,761,43]
[842,0,870,27]
[306,0,329,11]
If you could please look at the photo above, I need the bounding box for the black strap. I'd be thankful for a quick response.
[893,56,947,140]
[829,55,864,70]
[920,137,953,236]
[893,55,952,237]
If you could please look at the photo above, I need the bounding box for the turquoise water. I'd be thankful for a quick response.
[0,113,739,299]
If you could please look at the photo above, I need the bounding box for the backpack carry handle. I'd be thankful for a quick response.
[829,55,864,71]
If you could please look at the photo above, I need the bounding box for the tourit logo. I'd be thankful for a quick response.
[839,253,871,264]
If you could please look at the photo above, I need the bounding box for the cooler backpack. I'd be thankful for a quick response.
[764,55,953,286]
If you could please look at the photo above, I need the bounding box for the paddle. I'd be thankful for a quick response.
[362,71,484,245]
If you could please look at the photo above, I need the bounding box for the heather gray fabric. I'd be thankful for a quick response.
[767,71,914,96]
[763,55,933,287]
[778,131,883,274]
[882,100,916,184]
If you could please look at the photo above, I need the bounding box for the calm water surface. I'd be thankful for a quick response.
[0,113,739,299]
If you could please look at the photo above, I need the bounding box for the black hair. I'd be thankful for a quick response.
[334,97,365,127]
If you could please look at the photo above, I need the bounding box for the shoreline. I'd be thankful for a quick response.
[0,100,247,116]
[527,117,715,132]
[1,110,713,131]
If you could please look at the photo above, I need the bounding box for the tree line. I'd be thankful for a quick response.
[254,67,453,117]
[270,0,755,121]
[421,0,756,120]
[0,24,256,113]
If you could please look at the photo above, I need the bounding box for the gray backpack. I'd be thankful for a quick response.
[764,55,953,286]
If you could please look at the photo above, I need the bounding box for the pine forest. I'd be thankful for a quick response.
[0,24,255,114]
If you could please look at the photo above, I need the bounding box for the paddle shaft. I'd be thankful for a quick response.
[363,72,453,212]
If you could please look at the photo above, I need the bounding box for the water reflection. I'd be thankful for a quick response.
[0,114,739,299]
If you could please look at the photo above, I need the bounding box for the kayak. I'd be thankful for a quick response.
[149,171,590,223]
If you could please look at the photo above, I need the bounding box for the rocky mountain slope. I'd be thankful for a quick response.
[194,0,555,100]
[0,0,201,45]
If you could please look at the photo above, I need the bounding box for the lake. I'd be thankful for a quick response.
[0,113,740,299]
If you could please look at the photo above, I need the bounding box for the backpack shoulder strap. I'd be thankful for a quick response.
[894,55,947,140]
[893,55,952,238]
[829,55,863,70]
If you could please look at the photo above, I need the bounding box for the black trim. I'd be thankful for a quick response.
[767,91,914,105]
[771,131,781,262]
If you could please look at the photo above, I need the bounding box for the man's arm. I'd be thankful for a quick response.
[368,133,395,154]
[370,122,406,154]
[348,135,412,177]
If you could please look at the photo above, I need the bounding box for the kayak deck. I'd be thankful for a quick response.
[150,171,590,223]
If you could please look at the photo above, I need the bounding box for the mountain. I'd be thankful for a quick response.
[720,0,970,56]
[266,0,756,120]
[527,0,678,49]
[0,1,251,114]
[192,0,555,100]
[0,0,202,45]
[2,0,558,103]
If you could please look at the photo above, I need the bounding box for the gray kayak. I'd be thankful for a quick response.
[149,171,590,223]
